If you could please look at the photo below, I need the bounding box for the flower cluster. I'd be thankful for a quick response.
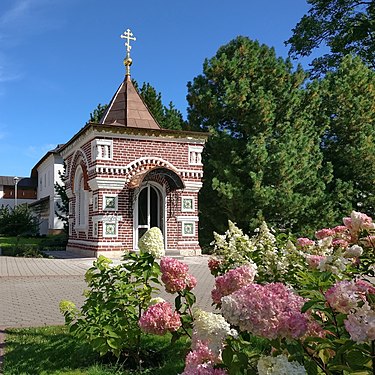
[211,264,257,305]
[257,355,306,375]
[221,283,308,339]
[193,309,237,356]
[344,302,375,342]
[138,301,181,335]
[138,227,165,258]
[343,211,375,241]
[182,340,228,375]
[325,279,374,314]
[160,257,197,293]
[209,221,303,285]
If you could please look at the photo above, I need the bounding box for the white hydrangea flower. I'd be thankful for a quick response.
[193,309,237,355]
[257,355,307,375]
[138,227,165,258]
[343,245,363,258]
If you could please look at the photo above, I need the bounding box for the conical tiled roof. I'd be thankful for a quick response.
[100,75,161,129]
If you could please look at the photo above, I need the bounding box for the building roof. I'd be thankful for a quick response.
[0,176,37,187]
[100,75,161,129]
[30,144,65,178]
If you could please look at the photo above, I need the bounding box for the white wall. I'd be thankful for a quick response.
[37,153,65,232]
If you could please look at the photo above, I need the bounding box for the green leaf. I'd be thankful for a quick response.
[222,346,234,365]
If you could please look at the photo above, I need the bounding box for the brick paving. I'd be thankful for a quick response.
[0,253,214,371]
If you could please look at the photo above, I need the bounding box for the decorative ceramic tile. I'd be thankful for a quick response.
[182,222,195,236]
[103,195,117,210]
[182,197,194,212]
[105,223,116,236]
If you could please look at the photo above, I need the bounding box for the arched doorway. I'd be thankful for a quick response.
[134,182,165,249]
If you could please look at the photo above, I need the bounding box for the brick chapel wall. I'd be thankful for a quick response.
[65,133,204,256]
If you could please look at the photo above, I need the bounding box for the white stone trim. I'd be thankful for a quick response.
[91,139,113,161]
[176,216,199,222]
[188,145,203,166]
[88,177,126,190]
[92,214,123,223]
[177,240,200,245]
[183,181,203,192]
[68,239,123,247]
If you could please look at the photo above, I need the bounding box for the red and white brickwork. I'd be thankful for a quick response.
[60,126,206,258]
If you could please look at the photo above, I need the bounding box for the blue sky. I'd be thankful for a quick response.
[0,0,317,177]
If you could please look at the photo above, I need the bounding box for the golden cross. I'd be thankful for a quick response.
[120,29,136,54]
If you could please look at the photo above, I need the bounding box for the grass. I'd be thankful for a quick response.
[0,234,67,257]
[0,236,44,249]
[3,326,188,375]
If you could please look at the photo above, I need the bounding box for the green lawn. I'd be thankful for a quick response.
[0,236,44,249]
[3,326,188,375]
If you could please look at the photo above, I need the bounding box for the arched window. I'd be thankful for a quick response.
[134,183,165,249]
[74,165,88,229]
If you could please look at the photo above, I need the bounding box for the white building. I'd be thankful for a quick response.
[29,145,66,235]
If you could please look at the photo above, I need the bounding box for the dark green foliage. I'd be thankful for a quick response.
[89,103,109,123]
[188,37,333,244]
[320,55,375,216]
[54,165,69,233]
[61,253,162,365]
[135,81,189,130]
[286,0,375,76]
[0,204,39,236]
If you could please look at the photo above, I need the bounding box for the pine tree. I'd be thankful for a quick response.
[187,37,334,244]
[320,55,375,216]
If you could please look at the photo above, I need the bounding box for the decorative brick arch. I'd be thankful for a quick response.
[70,149,89,190]
[124,157,181,182]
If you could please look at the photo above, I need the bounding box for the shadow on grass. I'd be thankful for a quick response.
[3,326,188,375]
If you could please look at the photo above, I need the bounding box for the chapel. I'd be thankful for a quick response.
[59,29,207,257]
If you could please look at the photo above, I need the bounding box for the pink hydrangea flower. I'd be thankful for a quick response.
[344,303,375,342]
[208,258,222,274]
[333,225,348,234]
[139,301,181,335]
[221,283,308,340]
[211,265,257,305]
[343,211,375,240]
[306,255,325,269]
[315,228,335,240]
[332,239,349,248]
[325,280,374,314]
[296,237,315,248]
[160,257,197,293]
[185,340,218,368]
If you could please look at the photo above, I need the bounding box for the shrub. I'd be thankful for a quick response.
[0,204,39,236]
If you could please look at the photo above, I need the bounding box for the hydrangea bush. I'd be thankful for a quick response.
[205,211,375,374]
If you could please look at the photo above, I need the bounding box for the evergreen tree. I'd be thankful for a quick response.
[286,0,375,76]
[138,82,165,125]
[320,55,375,216]
[135,80,188,130]
[187,37,333,244]
[88,103,108,123]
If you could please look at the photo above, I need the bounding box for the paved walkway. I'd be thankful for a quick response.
[0,254,214,328]
[0,253,214,372]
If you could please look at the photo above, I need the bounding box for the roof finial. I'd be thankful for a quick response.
[120,28,136,76]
